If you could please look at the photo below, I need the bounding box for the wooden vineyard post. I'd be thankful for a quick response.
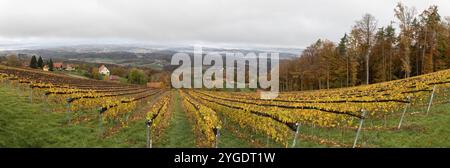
[291,123,300,148]
[213,127,220,148]
[353,110,367,148]
[146,119,152,148]
[265,119,271,147]
[426,85,436,116]
[398,96,411,129]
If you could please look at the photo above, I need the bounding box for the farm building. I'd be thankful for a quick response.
[42,65,49,71]
[53,62,64,70]
[64,64,75,71]
[99,65,110,76]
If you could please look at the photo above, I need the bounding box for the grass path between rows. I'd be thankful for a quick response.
[157,91,252,148]
[157,91,196,147]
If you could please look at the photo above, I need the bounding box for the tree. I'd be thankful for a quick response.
[37,56,44,69]
[29,55,37,68]
[371,27,387,82]
[384,24,397,80]
[337,34,350,86]
[277,3,450,92]
[347,28,363,86]
[354,14,377,84]
[319,40,340,89]
[110,66,128,77]
[443,17,450,68]
[48,59,54,71]
[91,67,102,80]
[6,54,21,67]
[395,2,416,78]
[419,5,441,73]
[127,68,148,85]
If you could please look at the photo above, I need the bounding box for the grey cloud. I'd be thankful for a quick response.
[0,0,449,48]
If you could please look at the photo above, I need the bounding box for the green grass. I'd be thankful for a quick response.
[363,103,450,147]
[157,91,196,147]
[0,84,97,147]
[0,83,149,147]
[2,81,450,148]
[289,99,450,148]
[216,128,250,148]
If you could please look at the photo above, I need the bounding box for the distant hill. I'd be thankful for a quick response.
[0,44,302,70]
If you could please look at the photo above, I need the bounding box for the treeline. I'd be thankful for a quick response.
[280,3,450,91]
[29,55,54,71]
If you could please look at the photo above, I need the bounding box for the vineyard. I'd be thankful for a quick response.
[1,64,450,147]
[0,65,169,142]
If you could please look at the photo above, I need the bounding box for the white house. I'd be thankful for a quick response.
[64,64,75,71]
[43,65,49,71]
[99,65,110,76]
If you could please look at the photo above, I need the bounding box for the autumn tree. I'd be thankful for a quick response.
[371,27,387,82]
[354,13,377,84]
[419,5,441,73]
[128,68,148,85]
[395,2,416,78]
[278,3,450,92]
[6,54,21,67]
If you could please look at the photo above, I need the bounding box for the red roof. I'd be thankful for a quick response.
[53,62,63,68]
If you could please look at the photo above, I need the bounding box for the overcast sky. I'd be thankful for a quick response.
[0,0,450,49]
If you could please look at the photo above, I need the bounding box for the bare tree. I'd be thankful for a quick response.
[355,14,377,84]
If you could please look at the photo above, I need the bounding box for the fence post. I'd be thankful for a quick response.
[215,127,220,148]
[291,123,300,148]
[353,110,367,148]
[398,96,411,129]
[426,85,436,116]
[146,119,152,148]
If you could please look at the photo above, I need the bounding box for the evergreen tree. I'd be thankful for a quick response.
[29,56,37,69]
[37,56,44,69]
[49,59,54,71]
[337,34,350,86]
